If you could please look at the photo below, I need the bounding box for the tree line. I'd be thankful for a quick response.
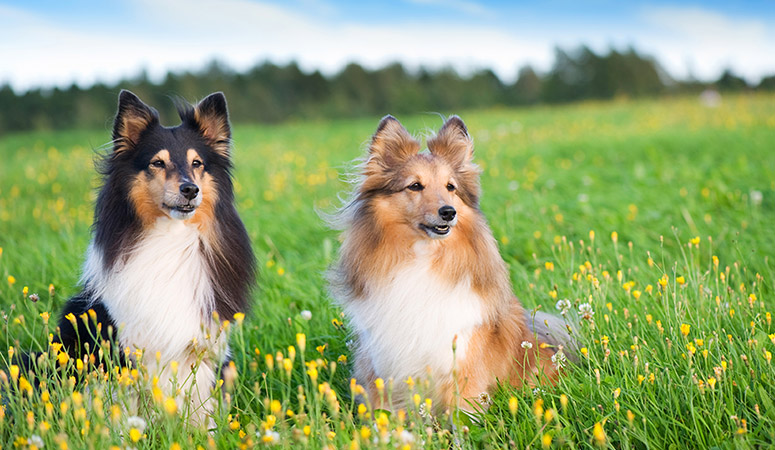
[0,46,770,133]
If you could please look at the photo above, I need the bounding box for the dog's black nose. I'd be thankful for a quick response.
[438,205,456,221]
[180,182,199,200]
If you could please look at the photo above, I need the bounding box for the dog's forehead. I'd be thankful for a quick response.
[402,154,454,178]
[138,124,205,160]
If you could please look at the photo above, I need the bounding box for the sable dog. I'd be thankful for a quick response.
[329,115,573,412]
[50,90,255,425]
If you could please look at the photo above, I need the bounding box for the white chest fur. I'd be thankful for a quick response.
[344,244,484,384]
[81,219,221,364]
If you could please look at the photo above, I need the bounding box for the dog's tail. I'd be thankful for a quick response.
[526,310,579,363]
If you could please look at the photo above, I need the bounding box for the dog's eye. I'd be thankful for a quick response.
[447,183,456,191]
[192,160,203,168]
[150,160,165,169]
[407,182,424,192]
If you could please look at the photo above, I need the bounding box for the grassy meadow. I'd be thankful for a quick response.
[0,93,774,448]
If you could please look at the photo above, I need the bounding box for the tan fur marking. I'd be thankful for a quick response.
[189,172,218,239]
[186,149,202,165]
[151,150,171,166]
[129,174,165,227]
[194,109,230,156]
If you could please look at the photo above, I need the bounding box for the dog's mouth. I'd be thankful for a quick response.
[163,203,197,219]
[420,223,452,238]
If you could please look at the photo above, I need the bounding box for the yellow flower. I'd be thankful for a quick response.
[375,378,384,392]
[544,262,555,271]
[611,231,618,243]
[676,276,686,285]
[637,374,645,385]
[589,230,596,241]
[580,347,588,357]
[296,333,306,353]
[359,426,371,440]
[40,312,50,324]
[129,428,142,443]
[707,377,717,389]
[18,376,33,396]
[375,411,389,430]
[632,290,641,299]
[542,433,552,448]
[680,323,691,336]
[164,397,178,415]
[690,236,700,246]
[233,312,245,324]
[57,352,69,366]
[593,422,606,446]
[7,275,16,287]
[508,397,518,415]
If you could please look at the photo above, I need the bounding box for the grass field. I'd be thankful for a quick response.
[1,93,774,449]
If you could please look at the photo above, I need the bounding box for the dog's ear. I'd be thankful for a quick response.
[112,90,159,153]
[368,115,420,168]
[428,115,474,167]
[192,92,231,157]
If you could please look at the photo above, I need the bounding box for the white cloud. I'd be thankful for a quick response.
[0,0,551,91]
[640,6,775,82]
[0,1,773,92]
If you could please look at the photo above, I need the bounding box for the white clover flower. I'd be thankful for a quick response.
[258,429,280,445]
[29,435,44,448]
[300,310,312,320]
[521,341,533,349]
[555,299,571,315]
[578,303,595,321]
[552,350,567,369]
[478,392,493,406]
[398,430,415,444]
[533,387,545,396]
[750,190,763,206]
[127,416,147,433]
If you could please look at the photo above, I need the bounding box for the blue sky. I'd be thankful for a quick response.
[1,0,773,91]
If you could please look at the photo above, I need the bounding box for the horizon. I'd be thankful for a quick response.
[1,0,774,93]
